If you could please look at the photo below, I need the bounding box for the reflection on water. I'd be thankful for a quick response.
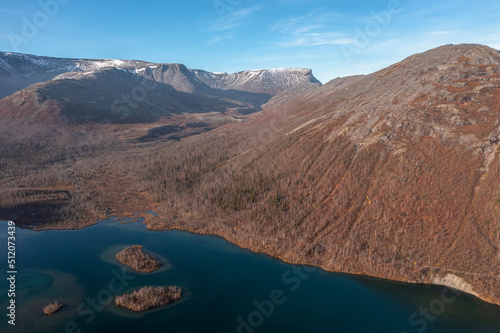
[0,218,499,333]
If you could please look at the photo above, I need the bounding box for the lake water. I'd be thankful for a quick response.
[1,218,500,333]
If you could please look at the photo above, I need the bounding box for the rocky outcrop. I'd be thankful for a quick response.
[431,274,479,297]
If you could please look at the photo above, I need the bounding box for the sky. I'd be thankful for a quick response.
[0,0,499,83]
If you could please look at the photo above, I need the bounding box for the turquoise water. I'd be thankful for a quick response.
[1,218,500,333]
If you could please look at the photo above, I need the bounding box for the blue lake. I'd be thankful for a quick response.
[1,218,500,333]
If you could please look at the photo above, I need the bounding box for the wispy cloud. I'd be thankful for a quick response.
[208,32,235,44]
[212,5,263,32]
[271,10,352,47]
[272,10,339,33]
[208,5,262,45]
[275,33,354,47]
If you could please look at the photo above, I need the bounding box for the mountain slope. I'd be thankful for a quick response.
[2,44,500,306]
[138,44,500,305]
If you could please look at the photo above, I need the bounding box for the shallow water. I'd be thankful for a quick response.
[1,218,499,333]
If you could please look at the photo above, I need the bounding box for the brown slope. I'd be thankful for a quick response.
[139,44,500,305]
[1,44,499,305]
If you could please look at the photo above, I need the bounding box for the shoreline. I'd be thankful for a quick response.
[5,217,500,308]
[145,223,500,308]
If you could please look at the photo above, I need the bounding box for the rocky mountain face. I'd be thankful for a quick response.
[0,52,148,99]
[138,44,500,305]
[190,67,321,95]
[0,52,321,125]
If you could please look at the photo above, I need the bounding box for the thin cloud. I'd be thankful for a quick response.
[426,30,452,37]
[272,10,349,47]
[208,32,235,45]
[212,5,263,32]
[272,10,339,33]
[276,35,354,47]
[207,5,262,45]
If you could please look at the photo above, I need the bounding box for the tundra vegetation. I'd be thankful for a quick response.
[115,286,182,312]
[42,301,62,315]
[116,245,162,273]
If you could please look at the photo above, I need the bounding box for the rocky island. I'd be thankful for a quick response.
[115,286,182,312]
[116,245,161,273]
[42,301,62,315]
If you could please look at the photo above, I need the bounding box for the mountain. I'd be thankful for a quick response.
[0,52,150,99]
[2,44,500,306]
[189,68,321,95]
[0,52,321,125]
[0,52,321,98]
[136,44,500,306]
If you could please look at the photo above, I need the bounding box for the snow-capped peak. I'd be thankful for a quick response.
[0,51,321,97]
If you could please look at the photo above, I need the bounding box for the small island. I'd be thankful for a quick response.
[115,286,182,312]
[43,301,62,315]
[116,245,162,273]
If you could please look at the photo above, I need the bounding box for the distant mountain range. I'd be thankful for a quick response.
[0,52,321,124]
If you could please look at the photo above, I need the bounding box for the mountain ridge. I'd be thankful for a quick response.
[0,51,322,125]
[0,51,321,99]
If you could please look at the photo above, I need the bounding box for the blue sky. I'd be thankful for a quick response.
[0,0,499,83]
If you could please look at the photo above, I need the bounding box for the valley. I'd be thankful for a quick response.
[1,43,500,308]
